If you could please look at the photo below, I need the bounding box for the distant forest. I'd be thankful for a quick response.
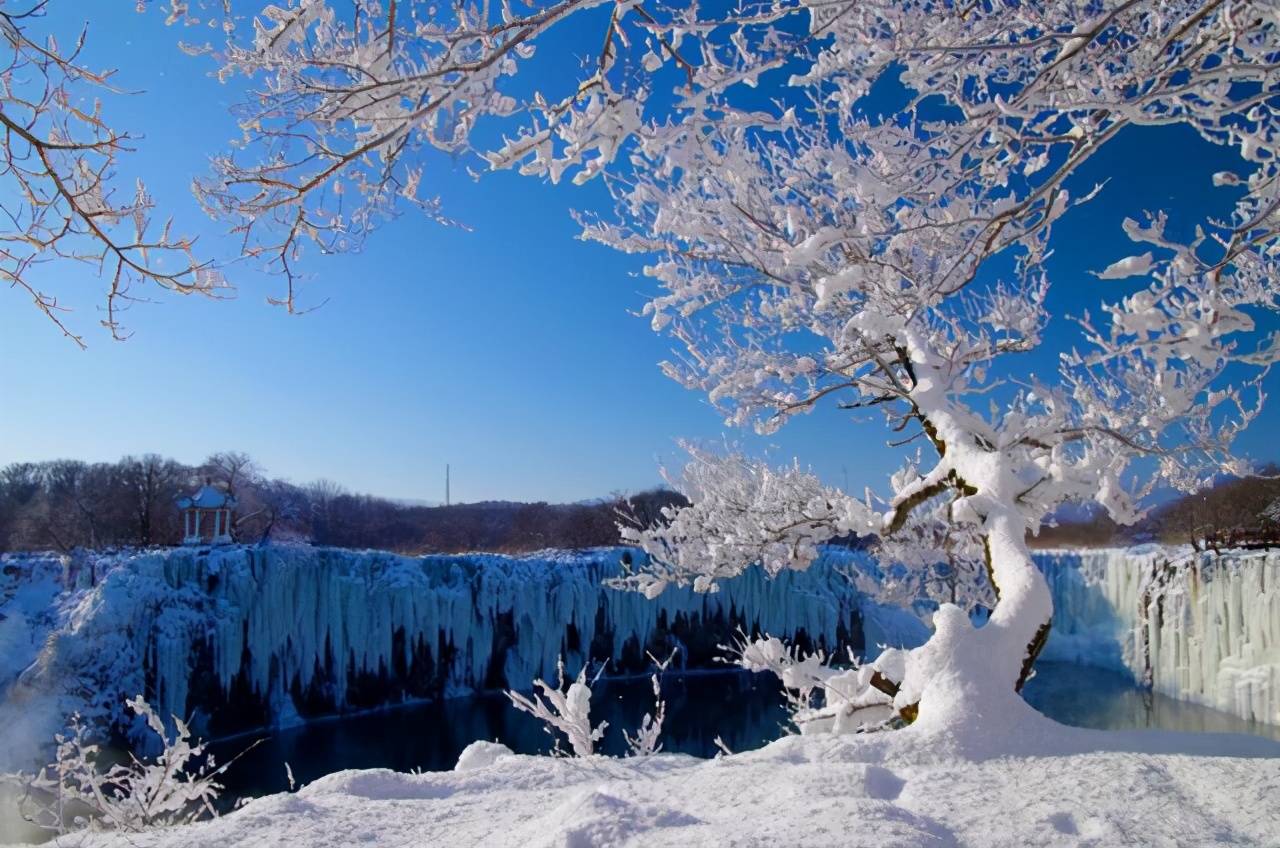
[1029,464,1280,552]
[2,453,1278,556]
[0,452,688,555]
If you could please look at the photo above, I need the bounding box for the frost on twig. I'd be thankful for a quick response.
[506,657,607,758]
[1,7,225,345]
[623,649,679,757]
[727,634,895,736]
[614,443,878,597]
[19,696,255,835]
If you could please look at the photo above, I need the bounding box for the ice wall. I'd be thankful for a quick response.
[17,543,1270,743]
[1035,547,1280,726]
[7,545,887,737]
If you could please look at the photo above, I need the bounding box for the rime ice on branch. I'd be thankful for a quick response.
[0,6,225,345]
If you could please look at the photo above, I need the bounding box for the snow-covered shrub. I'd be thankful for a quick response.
[506,659,607,758]
[730,635,896,736]
[20,697,236,835]
[623,650,678,757]
[508,652,684,759]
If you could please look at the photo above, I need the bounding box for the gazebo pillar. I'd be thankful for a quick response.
[176,482,237,546]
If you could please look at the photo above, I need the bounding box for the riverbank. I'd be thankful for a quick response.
[33,706,1280,848]
[203,662,1280,809]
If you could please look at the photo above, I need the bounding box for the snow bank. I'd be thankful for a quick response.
[1036,546,1280,726]
[44,710,1280,848]
[1,545,890,750]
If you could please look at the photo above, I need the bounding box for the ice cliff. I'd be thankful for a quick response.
[1,545,907,746]
[3,543,1275,761]
[1037,546,1279,726]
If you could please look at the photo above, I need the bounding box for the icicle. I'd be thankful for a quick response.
[1037,548,1280,725]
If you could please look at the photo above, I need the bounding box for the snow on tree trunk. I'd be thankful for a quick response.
[984,510,1053,691]
[892,509,1052,730]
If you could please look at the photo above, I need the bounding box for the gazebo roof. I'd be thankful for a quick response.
[176,483,236,510]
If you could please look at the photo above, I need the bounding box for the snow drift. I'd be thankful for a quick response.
[43,707,1280,848]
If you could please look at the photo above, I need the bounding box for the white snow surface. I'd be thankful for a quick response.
[1038,546,1280,725]
[34,708,1280,848]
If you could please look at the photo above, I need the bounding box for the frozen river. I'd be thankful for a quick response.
[210,661,1280,807]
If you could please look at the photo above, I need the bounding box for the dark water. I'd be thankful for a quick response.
[210,662,1280,806]
[1023,662,1280,741]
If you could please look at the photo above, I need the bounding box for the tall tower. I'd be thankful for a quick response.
[446,463,450,507]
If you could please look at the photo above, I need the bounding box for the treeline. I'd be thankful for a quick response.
[1030,465,1280,551]
[0,452,688,555]
[1143,465,1280,552]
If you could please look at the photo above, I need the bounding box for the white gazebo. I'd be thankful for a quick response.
[176,480,237,545]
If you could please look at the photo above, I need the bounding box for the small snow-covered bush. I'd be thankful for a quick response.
[507,658,607,758]
[20,696,240,835]
[623,650,678,757]
[508,653,681,759]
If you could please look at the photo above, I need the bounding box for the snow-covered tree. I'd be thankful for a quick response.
[11,2,1280,730]
[197,0,1279,730]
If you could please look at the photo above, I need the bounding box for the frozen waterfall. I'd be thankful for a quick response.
[3,545,904,742]
[4,543,1276,756]
[1036,546,1280,726]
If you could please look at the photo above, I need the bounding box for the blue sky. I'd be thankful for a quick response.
[0,7,1276,504]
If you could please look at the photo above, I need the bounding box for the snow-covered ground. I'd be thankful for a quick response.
[32,701,1280,848]
[1038,546,1280,726]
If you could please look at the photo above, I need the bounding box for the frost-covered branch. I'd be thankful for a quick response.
[615,443,878,596]
[188,0,628,310]
[866,488,995,618]
[506,657,606,757]
[729,635,895,735]
[19,697,243,835]
[0,5,225,345]
[622,649,677,757]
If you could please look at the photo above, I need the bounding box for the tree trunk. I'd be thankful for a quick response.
[892,506,1054,731]
[982,508,1054,691]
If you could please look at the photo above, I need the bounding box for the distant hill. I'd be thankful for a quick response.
[0,453,689,555]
